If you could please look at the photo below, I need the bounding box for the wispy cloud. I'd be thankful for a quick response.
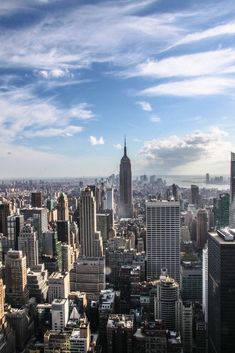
[136,101,152,111]
[89,136,104,146]
[0,87,93,142]
[139,76,235,97]
[150,115,160,123]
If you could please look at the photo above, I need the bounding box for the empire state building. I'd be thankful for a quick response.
[119,139,133,218]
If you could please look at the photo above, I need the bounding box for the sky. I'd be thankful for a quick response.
[1,0,235,178]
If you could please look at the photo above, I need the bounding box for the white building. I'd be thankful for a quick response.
[70,319,91,353]
[51,298,69,331]
[18,224,39,270]
[146,200,180,282]
[48,272,70,303]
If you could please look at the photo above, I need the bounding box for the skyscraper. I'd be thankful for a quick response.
[57,193,69,221]
[146,200,180,282]
[119,138,133,218]
[31,192,42,208]
[229,152,235,228]
[196,209,209,249]
[208,228,235,353]
[5,250,29,307]
[79,187,103,257]
[191,185,200,208]
[213,193,229,229]
[18,223,39,270]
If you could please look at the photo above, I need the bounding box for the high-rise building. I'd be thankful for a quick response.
[5,250,29,307]
[146,200,180,282]
[79,187,103,257]
[180,262,202,303]
[51,298,69,331]
[0,279,5,325]
[229,152,235,228]
[70,319,91,353]
[70,257,105,301]
[202,246,208,323]
[57,193,69,221]
[196,209,208,249]
[48,271,70,303]
[213,193,229,229]
[31,192,42,208]
[154,270,180,331]
[208,228,235,353]
[181,302,193,353]
[107,314,134,353]
[119,139,133,218]
[105,188,114,211]
[18,223,39,269]
[191,185,200,208]
[0,202,11,237]
[7,214,24,250]
[27,264,48,302]
[57,220,70,244]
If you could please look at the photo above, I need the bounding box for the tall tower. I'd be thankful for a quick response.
[79,187,103,257]
[119,138,133,218]
[57,193,69,221]
[5,250,29,307]
[208,228,235,353]
[196,209,209,249]
[229,152,235,228]
[146,200,180,282]
[18,224,39,270]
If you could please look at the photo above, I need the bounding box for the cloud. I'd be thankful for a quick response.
[113,143,122,149]
[139,128,232,174]
[36,68,71,79]
[0,87,93,143]
[89,136,105,146]
[136,101,152,111]
[139,76,235,97]
[150,115,160,123]
[130,49,235,79]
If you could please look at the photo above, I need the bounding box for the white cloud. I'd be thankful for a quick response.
[132,49,235,79]
[113,143,122,149]
[139,76,235,97]
[36,68,71,79]
[150,115,160,123]
[139,127,232,174]
[0,87,93,143]
[89,136,105,146]
[136,101,152,111]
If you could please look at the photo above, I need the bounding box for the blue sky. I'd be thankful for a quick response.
[0,0,235,178]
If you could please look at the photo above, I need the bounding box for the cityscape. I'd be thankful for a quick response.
[1,0,235,353]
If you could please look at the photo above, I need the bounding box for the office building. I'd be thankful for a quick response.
[48,271,70,303]
[119,139,133,218]
[7,214,24,250]
[181,302,193,353]
[57,220,70,244]
[107,314,134,353]
[106,187,114,211]
[196,209,209,249]
[79,187,103,257]
[0,279,5,325]
[146,200,180,282]
[70,318,91,353]
[5,250,29,307]
[18,223,39,270]
[0,202,11,237]
[230,152,235,228]
[70,257,105,301]
[51,298,69,331]
[191,185,200,208]
[27,264,48,302]
[31,192,42,208]
[213,193,229,229]
[180,261,202,303]
[154,270,180,331]
[57,192,69,221]
[208,228,235,353]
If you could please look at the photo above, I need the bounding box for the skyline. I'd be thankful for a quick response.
[1,0,235,177]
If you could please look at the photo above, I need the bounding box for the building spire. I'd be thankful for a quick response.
[124,135,127,156]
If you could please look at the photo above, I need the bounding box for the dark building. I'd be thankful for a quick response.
[191,185,200,208]
[31,192,42,208]
[213,193,229,229]
[107,314,134,353]
[57,220,70,244]
[208,228,235,353]
[0,202,11,237]
[119,139,133,219]
[229,152,235,228]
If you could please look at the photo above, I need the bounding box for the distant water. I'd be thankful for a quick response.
[160,175,230,190]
